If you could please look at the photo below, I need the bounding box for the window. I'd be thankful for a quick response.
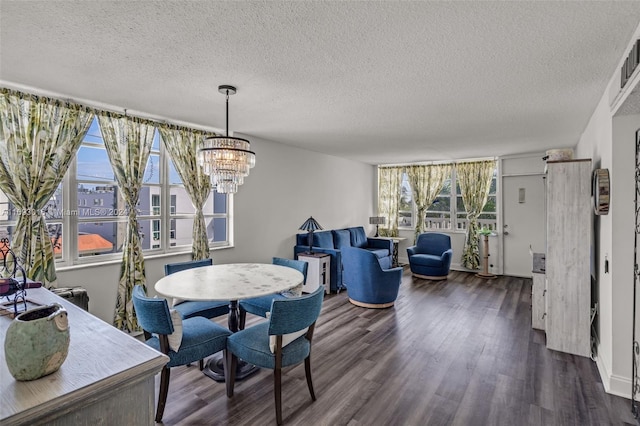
[401,163,498,232]
[425,175,452,230]
[0,116,232,265]
[168,160,228,248]
[151,194,160,216]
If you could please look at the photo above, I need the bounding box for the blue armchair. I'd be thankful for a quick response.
[407,233,453,280]
[226,287,324,425]
[132,285,231,423]
[341,247,403,308]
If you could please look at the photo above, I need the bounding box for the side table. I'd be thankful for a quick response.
[297,252,331,294]
[371,237,406,267]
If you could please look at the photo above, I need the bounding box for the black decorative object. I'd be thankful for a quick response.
[299,217,323,254]
[0,238,28,315]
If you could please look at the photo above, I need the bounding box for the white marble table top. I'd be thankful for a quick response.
[154,263,304,301]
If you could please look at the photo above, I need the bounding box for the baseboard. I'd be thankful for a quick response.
[595,348,632,399]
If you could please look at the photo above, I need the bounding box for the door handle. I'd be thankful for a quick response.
[503,231,509,235]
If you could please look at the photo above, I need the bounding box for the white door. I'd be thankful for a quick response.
[502,174,546,277]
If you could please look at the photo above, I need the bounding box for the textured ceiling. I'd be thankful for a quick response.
[1,1,640,164]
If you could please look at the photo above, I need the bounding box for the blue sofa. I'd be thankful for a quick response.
[294,226,392,293]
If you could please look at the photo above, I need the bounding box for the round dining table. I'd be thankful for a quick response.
[154,263,304,381]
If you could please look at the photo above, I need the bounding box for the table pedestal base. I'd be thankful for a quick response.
[202,355,259,382]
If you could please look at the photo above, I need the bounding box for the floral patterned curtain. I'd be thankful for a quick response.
[158,125,214,260]
[0,89,93,286]
[98,112,155,332]
[377,166,403,237]
[457,160,496,270]
[406,164,452,244]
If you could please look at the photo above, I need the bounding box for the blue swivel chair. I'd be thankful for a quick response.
[164,259,230,320]
[407,232,453,280]
[132,285,231,423]
[341,246,403,308]
[226,287,324,425]
[238,257,308,329]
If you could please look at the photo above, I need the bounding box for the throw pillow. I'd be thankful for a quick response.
[332,229,351,249]
[167,309,183,352]
[265,312,308,353]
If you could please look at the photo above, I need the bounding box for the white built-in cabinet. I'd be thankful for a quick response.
[544,159,592,358]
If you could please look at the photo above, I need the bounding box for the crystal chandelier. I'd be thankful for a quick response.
[198,85,256,194]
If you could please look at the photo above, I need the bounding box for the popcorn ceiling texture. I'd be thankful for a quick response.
[1,1,639,164]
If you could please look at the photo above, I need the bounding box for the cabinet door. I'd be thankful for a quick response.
[545,160,591,357]
[532,273,546,330]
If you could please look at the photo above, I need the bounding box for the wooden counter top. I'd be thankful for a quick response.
[1,287,168,425]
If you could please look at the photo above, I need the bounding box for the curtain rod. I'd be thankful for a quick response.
[378,156,497,168]
[0,81,225,136]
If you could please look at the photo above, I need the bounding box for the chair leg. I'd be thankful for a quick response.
[155,366,171,423]
[226,352,237,398]
[274,367,282,425]
[238,309,246,330]
[304,356,316,401]
[199,359,204,371]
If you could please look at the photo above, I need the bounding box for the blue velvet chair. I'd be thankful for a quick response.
[407,233,453,280]
[226,287,324,425]
[341,246,403,308]
[238,257,308,329]
[132,285,231,423]
[164,258,230,320]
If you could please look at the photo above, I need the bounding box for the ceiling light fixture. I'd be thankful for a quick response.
[198,85,256,194]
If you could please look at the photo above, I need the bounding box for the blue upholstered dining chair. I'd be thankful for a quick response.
[164,259,230,370]
[132,285,231,423]
[226,287,324,425]
[164,258,230,320]
[238,257,308,329]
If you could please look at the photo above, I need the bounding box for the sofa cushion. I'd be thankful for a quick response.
[333,229,352,249]
[349,226,368,248]
[410,253,444,268]
[313,231,334,249]
[365,248,390,259]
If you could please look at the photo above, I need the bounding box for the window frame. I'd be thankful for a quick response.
[399,162,499,233]
[0,117,233,268]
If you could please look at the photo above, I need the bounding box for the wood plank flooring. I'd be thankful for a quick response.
[159,269,636,425]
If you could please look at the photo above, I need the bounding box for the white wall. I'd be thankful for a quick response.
[575,21,640,397]
[57,133,376,323]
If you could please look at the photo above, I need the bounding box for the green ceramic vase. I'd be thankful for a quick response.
[4,303,70,381]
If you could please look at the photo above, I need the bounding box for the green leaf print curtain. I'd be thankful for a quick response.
[457,160,496,270]
[158,125,214,260]
[378,166,403,237]
[0,89,93,286]
[406,164,452,244]
[98,112,155,332]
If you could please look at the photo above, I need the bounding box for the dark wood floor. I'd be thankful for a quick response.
[159,269,636,425]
